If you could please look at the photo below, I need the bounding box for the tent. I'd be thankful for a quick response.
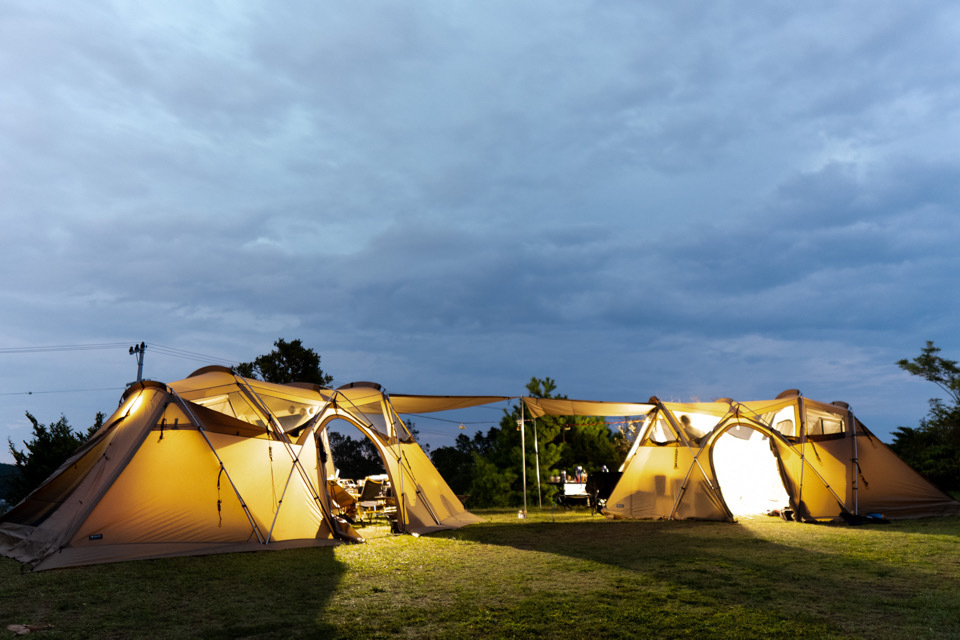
[0,367,491,570]
[522,390,960,522]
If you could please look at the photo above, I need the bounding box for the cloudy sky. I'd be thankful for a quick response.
[2,1,959,460]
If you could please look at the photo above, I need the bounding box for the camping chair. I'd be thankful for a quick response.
[382,485,398,523]
[327,481,358,523]
[357,479,385,524]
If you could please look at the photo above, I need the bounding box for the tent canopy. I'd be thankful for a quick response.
[521,397,654,419]
[390,394,513,414]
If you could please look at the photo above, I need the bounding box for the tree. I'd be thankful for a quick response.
[467,454,517,507]
[896,341,960,408]
[458,376,625,508]
[430,431,497,496]
[6,411,104,505]
[891,341,960,491]
[556,418,621,473]
[234,338,333,386]
[327,431,384,480]
[613,417,643,460]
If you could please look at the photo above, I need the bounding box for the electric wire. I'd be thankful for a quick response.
[0,343,130,354]
[0,342,239,366]
[148,343,241,366]
[0,387,125,397]
[0,342,240,398]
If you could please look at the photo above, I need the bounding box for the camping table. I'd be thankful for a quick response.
[548,481,591,508]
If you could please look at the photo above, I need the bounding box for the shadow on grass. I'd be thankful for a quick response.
[0,544,346,639]
[432,511,960,639]
[3,514,959,639]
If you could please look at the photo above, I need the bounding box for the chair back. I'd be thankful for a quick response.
[358,479,383,502]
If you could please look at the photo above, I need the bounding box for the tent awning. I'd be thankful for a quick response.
[521,397,655,419]
[389,394,513,414]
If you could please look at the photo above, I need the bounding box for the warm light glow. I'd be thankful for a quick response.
[712,427,790,516]
[123,393,144,417]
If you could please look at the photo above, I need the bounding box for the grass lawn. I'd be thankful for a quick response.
[1,509,959,639]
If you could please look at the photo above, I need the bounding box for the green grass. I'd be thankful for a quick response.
[2,510,959,639]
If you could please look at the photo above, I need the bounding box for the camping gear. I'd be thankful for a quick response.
[585,471,623,515]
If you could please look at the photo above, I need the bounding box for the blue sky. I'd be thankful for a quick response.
[2,1,959,460]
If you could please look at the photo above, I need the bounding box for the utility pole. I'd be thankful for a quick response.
[129,342,146,382]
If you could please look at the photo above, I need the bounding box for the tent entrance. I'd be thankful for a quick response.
[711,425,790,517]
[322,418,387,481]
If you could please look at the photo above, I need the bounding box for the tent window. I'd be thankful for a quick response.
[675,412,715,443]
[255,393,319,432]
[192,392,265,428]
[763,407,797,438]
[775,419,795,437]
[644,417,678,445]
[805,409,845,436]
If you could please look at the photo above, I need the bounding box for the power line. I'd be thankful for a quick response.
[0,342,241,399]
[0,387,125,397]
[0,343,130,354]
[148,343,241,366]
[0,342,241,366]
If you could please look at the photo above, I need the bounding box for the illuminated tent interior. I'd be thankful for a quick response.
[522,391,960,522]
[0,367,496,570]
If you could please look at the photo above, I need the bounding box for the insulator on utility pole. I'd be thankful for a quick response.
[129,342,146,382]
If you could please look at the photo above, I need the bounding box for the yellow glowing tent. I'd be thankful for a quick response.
[0,367,490,570]
[523,390,960,522]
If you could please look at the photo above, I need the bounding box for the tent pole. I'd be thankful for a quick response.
[171,393,266,544]
[850,407,859,516]
[382,395,407,532]
[658,401,728,519]
[332,389,407,528]
[402,450,442,525]
[520,403,527,516]
[382,393,411,533]
[266,458,301,543]
[329,389,416,532]
[235,379,338,531]
[533,417,542,508]
[396,431,407,532]
[797,396,807,514]
[789,397,849,518]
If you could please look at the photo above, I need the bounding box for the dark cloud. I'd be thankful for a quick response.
[2,1,960,453]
